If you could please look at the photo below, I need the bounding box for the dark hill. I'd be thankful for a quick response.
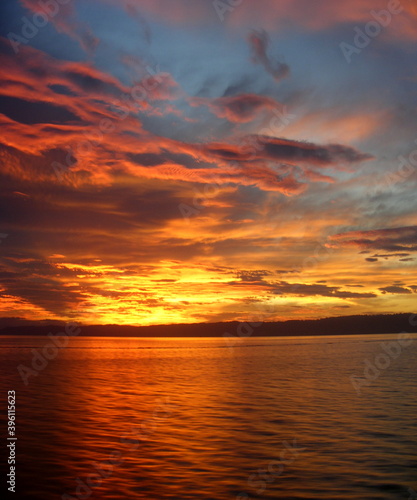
[0,313,416,337]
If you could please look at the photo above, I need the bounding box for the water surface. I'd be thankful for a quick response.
[1,333,416,499]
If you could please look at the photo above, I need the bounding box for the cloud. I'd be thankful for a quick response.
[201,135,372,168]
[248,30,290,82]
[260,137,372,165]
[0,0,415,327]
[190,94,281,123]
[0,95,81,125]
[62,64,126,97]
[374,253,410,258]
[329,226,417,253]
[20,0,99,53]
[379,286,412,294]
[0,257,86,316]
[124,158,306,195]
[0,35,371,196]
[0,38,134,124]
[110,0,417,41]
[272,281,376,299]
[137,73,183,101]
[235,270,272,282]
[364,252,412,263]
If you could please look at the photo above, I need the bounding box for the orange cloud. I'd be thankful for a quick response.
[19,0,99,52]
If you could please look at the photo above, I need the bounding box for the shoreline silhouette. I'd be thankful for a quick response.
[1,313,415,337]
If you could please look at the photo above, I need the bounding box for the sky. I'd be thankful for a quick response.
[0,0,416,326]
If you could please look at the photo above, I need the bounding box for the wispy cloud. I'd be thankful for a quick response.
[248,30,290,82]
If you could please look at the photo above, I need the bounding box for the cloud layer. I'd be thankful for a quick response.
[0,0,416,324]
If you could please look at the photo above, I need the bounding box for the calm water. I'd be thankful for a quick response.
[1,334,416,500]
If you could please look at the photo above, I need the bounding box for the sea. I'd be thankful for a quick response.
[1,333,416,500]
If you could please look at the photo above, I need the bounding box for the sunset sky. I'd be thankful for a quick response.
[0,0,416,326]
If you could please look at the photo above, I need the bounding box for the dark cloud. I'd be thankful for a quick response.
[127,150,199,169]
[0,258,85,315]
[379,286,412,294]
[236,270,272,282]
[0,95,81,125]
[64,69,121,96]
[0,178,186,237]
[330,226,417,253]
[128,153,165,167]
[261,137,373,165]
[248,30,290,82]
[222,76,257,97]
[202,135,372,169]
[48,84,77,96]
[0,143,82,185]
[190,94,281,123]
[272,281,376,299]
[373,252,410,259]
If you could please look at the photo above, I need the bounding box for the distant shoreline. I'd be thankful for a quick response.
[1,313,416,337]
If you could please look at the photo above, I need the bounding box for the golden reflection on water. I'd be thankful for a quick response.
[1,335,416,499]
